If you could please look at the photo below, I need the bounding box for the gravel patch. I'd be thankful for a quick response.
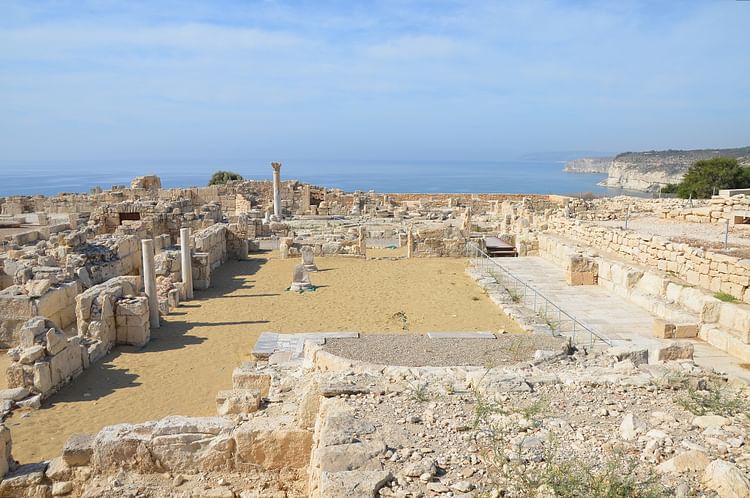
[323,333,567,367]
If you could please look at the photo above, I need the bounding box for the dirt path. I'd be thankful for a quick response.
[8,252,520,462]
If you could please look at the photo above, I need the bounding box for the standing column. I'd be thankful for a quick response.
[272,162,282,219]
[141,239,160,329]
[180,227,194,300]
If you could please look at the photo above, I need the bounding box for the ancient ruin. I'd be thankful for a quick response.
[0,171,749,497]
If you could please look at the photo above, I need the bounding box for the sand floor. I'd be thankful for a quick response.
[8,251,520,463]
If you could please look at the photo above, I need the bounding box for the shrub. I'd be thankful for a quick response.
[714,291,739,303]
[208,170,243,186]
[675,157,750,199]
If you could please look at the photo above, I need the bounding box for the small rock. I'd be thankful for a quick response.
[451,480,474,492]
[51,481,73,496]
[692,415,728,429]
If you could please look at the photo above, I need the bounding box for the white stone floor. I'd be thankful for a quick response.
[494,256,750,384]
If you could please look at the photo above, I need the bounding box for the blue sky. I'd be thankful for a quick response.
[1,0,749,162]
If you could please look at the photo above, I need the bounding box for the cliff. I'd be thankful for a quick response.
[563,157,613,173]
[600,146,750,192]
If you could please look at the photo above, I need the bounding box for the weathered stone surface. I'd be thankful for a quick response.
[654,342,694,361]
[231,364,271,397]
[45,328,68,356]
[607,346,648,366]
[0,387,29,401]
[692,415,729,429]
[215,389,261,416]
[703,459,750,498]
[316,441,385,473]
[620,413,648,441]
[319,470,391,498]
[234,419,312,470]
[657,450,711,474]
[62,433,94,466]
[319,414,376,448]
[19,345,45,365]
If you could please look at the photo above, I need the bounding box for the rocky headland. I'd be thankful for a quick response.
[599,146,750,192]
[562,157,613,174]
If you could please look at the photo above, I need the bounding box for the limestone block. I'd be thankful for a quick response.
[673,323,699,338]
[62,433,94,466]
[215,389,261,416]
[18,316,50,347]
[231,364,271,397]
[50,338,83,386]
[654,342,694,362]
[32,361,53,395]
[653,319,676,339]
[116,297,148,317]
[0,424,11,479]
[234,418,312,470]
[123,324,150,347]
[566,271,596,286]
[19,345,45,365]
[46,328,67,356]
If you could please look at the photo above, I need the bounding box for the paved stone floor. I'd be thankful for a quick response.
[493,256,750,383]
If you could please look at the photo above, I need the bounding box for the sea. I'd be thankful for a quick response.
[0,159,646,198]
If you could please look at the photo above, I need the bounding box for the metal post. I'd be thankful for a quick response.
[624,205,630,230]
[725,219,730,250]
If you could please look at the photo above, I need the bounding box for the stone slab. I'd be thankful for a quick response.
[252,332,360,359]
[427,331,496,339]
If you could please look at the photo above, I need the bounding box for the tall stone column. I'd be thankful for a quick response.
[180,227,194,300]
[272,162,282,220]
[141,239,160,329]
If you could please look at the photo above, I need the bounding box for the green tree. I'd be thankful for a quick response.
[208,170,243,186]
[675,157,750,198]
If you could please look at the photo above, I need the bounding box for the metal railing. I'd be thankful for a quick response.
[467,242,611,348]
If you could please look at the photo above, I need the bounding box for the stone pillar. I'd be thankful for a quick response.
[301,185,311,214]
[141,239,160,329]
[180,227,194,300]
[272,162,282,220]
[358,226,367,256]
[407,226,414,258]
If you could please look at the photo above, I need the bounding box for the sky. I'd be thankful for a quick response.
[1,0,749,163]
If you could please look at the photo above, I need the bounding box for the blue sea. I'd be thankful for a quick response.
[0,159,643,198]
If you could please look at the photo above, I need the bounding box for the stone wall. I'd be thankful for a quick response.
[544,219,750,304]
[410,226,470,258]
[6,317,87,399]
[0,281,79,348]
[536,233,750,362]
[75,276,147,361]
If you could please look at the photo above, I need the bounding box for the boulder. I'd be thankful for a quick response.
[62,433,94,466]
[703,459,750,498]
[654,342,694,361]
[692,415,729,429]
[607,346,648,366]
[0,387,29,401]
[620,413,648,441]
[657,450,711,474]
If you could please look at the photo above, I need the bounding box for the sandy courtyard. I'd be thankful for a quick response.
[8,251,519,462]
